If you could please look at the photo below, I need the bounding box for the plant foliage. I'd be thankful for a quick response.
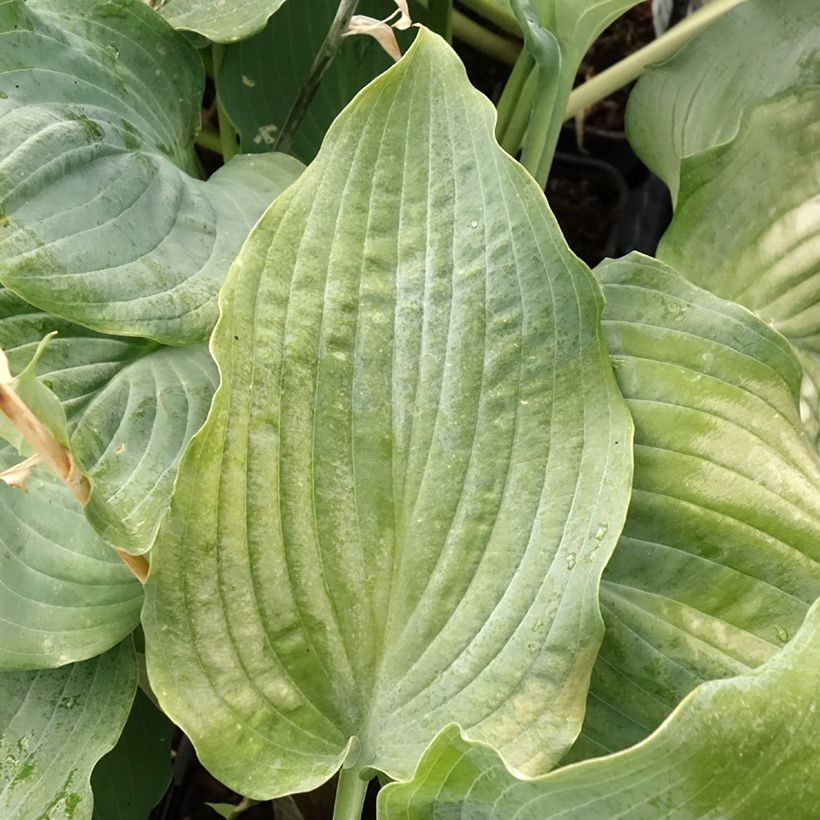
[0,0,817,817]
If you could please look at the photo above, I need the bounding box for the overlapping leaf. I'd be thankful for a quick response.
[152,0,287,43]
[0,443,142,669]
[379,598,820,818]
[143,28,632,797]
[0,0,303,343]
[566,254,820,760]
[626,0,820,199]
[0,289,218,553]
[0,639,138,820]
[658,87,820,456]
[217,0,421,163]
[91,687,173,820]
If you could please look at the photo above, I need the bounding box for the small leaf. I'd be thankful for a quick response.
[507,0,642,182]
[0,0,304,343]
[152,0,288,43]
[626,0,820,199]
[91,687,174,820]
[0,639,138,820]
[144,27,632,797]
[378,598,820,818]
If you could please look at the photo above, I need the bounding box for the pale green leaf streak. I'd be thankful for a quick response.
[217,0,421,163]
[91,687,173,820]
[378,598,820,818]
[0,0,303,343]
[0,639,138,820]
[658,87,820,457]
[0,443,142,669]
[569,254,820,760]
[152,0,287,44]
[143,28,632,797]
[0,289,219,553]
[626,0,820,199]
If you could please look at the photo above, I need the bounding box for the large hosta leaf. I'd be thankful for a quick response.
[0,639,138,820]
[658,88,820,455]
[626,0,820,199]
[153,0,287,43]
[217,0,420,163]
[0,443,142,669]
[0,0,303,343]
[569,254,820,760]
[143,28,632,797]
[0,289,218,552]
[378,598,820,818]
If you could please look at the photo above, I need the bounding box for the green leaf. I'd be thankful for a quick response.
[143,28,632,797]
[378,597,820,818]
[217,0,421,163]
[569,254,820,760]
[0,0,303,344]
[0,289,219,553]
[508,0,642,182]
[0,290,155,416]
[153,0,287,43]
[0,639,138,820]
[531,0,643,59]
[626,0,820,200]
[0,338,69,459]
[801,354,820,453]
[0,443,142,669]
[72,343,218,553]
[91,687,173,820]
[657,87,820,457]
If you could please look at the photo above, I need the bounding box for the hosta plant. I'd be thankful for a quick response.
[0,0,818,818]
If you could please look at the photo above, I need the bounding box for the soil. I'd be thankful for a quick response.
[547,154,628,266]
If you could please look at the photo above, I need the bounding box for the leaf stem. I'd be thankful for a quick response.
[333,768,369,820]
[457,0,520,35]
[195,129,223,155]
[275,0,360,154]
[0,382,149,583]
[212,45,238,162]
[495,48,533,145]
[452,8,519,64]
[563,0,748,120]
[429,0,453,42]
[507,0,565,186]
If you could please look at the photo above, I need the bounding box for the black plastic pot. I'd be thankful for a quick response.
[557,122,648,186]
[546,151,629,266]
[555,124,673,260]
